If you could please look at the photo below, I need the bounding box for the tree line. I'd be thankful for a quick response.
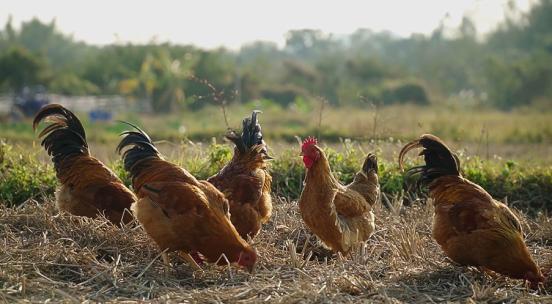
[0,0,551,112]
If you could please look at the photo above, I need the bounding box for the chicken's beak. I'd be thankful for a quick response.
[263,154,275,160]
[247,263,256,274]
[299,151,304,156]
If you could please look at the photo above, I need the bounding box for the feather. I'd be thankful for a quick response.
[33,104,89,174]
[226,110,265,154]
[399,134,460,189]
[117,121,162,179]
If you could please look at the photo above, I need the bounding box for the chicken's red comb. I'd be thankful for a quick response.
[302,136,318,149]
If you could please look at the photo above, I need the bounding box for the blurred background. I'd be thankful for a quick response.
[0,0,551,161]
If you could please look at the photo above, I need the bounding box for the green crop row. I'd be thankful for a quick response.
[1,141,551,214]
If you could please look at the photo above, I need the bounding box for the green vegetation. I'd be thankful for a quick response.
[0,141,56,205]
[1,1,552,111]
[2,140,551,214]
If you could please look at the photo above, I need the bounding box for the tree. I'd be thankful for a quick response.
[0,16,16,49]
[459,17,477,40]
[0,47,49,91]
[285,29,340,60]
[118,50,194,112]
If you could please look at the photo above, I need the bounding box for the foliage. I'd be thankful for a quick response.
[49,72,99,95]
[462,157,552,212]
[120,50,194,112]
[485,50,552,109]
[0,142,57,206]
[2,141,551,214]
[380,81,429,105]
[0,46,49,91]
[260,85,309,107]
[1,1,552,109]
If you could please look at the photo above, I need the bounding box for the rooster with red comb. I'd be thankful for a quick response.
[298,137,379,254]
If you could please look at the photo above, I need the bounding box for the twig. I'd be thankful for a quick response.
[33,264,66,285]
[316,96,328,139]
[53,288,80,303]
[188,75,231,129]
[136,250,166,278]
[360,95,380,139]
[486,128,490,161]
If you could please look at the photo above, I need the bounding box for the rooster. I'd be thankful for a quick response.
[399,134,544,286]
[33,104,135,225]
[298,137,378,254]
[117,122,257,272]
[208,111,273,239]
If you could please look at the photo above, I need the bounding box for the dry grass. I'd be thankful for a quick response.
[2,195,552,303]
[3,104,552,147]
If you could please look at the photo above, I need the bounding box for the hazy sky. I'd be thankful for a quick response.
[1,0,533,49]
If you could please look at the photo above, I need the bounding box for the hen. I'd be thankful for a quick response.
[117,122,257,272]
[298,137,378,254]
[33,104,135,225]
[399,134,543,286]
[208,111,273,239]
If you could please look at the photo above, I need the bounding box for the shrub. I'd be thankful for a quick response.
[0,142,57,206]
[2,141,551,214]
[381,81,430,105]
[260,85,309,107]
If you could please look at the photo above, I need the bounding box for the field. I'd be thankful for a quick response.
[1,105,552,302]
[2,103,552,146]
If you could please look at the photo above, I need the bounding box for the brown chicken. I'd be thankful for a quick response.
[298,137,378,254]
[208,111,273,239]
[117,122,257,272]
[399,134,543,286]
[33,104,135,225]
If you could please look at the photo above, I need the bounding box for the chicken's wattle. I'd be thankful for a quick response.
[303,155,315,168]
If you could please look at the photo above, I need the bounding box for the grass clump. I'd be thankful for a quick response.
[0,141,57,206]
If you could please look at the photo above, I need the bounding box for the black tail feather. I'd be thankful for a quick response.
[362,153,378,174]
[399,134,460,188]
[117,121,161,179]
[33,104,88,172]
[226,110,265,154]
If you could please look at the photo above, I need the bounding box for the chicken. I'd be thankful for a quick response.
[33,104,135,225]
[207,111,273,239]
[399,134,543,286]
[117,122,257,272]
[298,137,378,254]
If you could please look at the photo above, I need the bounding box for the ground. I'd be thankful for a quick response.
[2,194,552,303]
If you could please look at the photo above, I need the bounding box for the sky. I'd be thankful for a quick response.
[0,0,534,49]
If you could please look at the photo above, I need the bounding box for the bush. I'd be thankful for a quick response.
[260,85,309,107]
[381,81,430,105]
[462,157,552,213]
[2,141,551,214]
[0,142,57,206]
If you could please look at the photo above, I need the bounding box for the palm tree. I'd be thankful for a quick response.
[118,50,194,113]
